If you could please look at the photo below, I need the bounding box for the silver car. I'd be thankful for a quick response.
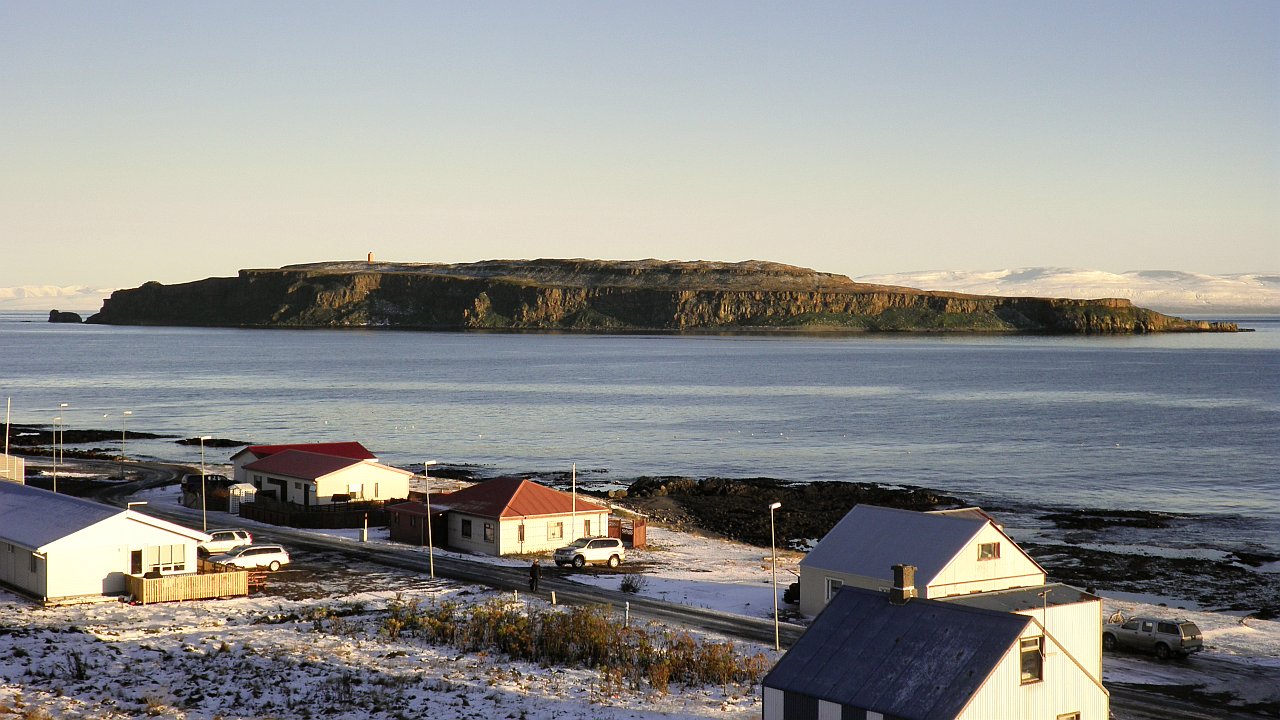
[553,537,625,568]
[1103,616,1203,659]
[208,544,291,572]
[198,528,253,557]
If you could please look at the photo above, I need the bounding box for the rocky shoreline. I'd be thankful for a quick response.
[599,475,1280,620]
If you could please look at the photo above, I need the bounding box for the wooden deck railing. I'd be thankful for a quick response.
[126,570,249,605]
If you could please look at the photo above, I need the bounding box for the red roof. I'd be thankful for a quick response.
[242,450,363,480]
[233,442,375,462]
[435,478,608,519]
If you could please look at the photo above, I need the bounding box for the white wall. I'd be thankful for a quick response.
[497,511,609,555]
[956,625,1109,720]
[41,514,203,601]
[929,524,1046,598]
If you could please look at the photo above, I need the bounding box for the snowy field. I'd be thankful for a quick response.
[2,482,1277,718]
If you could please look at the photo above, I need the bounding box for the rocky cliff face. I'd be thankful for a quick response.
[87,259,1239,334]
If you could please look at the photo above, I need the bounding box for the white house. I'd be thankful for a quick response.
[0,482,210,603]
[798,505,1046,616]
[242,450,411,506]
[390,477,610,556]
[763,571,1109,720]
[942,582,1104,687]
[230,441,376,485]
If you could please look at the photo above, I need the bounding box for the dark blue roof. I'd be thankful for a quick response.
[763,586,1030,720]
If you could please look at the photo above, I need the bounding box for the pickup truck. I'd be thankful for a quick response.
[1102,616,1203,659]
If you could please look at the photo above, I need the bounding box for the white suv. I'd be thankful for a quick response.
[198,529,253,557]
[208,544,291,572]
[554,537,625,568]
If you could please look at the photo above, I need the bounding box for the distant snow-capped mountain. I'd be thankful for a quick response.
[0,286,113,313]
[854,268,1280,314]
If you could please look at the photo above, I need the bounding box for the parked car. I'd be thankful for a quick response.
[208,544,291,572]
[198,528,253,557]
[554,537,625,568]
[1102,616,1203,659]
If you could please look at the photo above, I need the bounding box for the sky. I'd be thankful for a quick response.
[2,1,1277,289]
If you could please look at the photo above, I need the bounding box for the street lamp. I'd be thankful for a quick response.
[120,410,132,480]
[58,403,69,470]
[424,460,438,578]
[199,435,212,531]
[51,415,61,493]
[769,501,782,652]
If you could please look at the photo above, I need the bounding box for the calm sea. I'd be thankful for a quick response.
[2,313,1277,556]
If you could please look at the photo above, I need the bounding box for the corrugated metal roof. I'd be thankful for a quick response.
[799,505,987,585]
[763,586,1029,720]
[243,450,362,479]
[433,478,608,519]
[231,442,375,462]
[0,482,120,549]
[942,583,1096,614]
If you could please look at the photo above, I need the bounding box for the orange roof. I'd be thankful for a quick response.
[233,442,375,462]
[435,478,608,519]
[242,449,363,480]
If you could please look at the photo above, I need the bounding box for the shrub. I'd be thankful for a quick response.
[619,575,647,594]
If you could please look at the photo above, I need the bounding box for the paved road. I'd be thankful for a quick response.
[82,459,1275,720]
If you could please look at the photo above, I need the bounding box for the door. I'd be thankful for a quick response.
[130,550,142,575]
[303,484,311,508]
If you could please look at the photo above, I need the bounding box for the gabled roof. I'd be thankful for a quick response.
[942,583,1097,614]
[433,478,608,519]
[764,586,1030,720]
[231,442,375,462]
[0,482,209,550]
[0,482,119,549]
[800,504,1019,585]
[243,449,363,479]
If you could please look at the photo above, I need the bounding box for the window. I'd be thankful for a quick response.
[461,519,472,538]
[1141,620,1154,633]
[1057,713,1081,720]
[30,553,38,573]
[409,515,416,527]
[1020,637,1043,683]
[518,525,526,543]
[348,483,363,499]
[978,542,1001,561]
[584,519,591,537]
[144,544,187,573]
[1157,622,1178,634]
[483,523,494,543]
[294,482,302,489]
[1122,619,1141,631]
[548,522,564,540]
[825,577,843,601]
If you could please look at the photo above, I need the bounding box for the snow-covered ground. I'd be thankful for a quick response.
[855,268,1280,314]
[2,482,1276,718]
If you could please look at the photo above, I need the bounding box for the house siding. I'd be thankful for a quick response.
[928,524,1046,598]
[497,512,610,556]
[955,626,1108,720]
[1012,600,1103,683]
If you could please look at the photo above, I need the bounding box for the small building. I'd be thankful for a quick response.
[388,478,610,556]
[230,441,376,485]
[0,482,210,603]
[763,569,1109,720]
[242,450,411,506]
[942,582,1104,685]
[798,504,1046,616]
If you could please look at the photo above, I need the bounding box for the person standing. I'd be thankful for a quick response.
[529,558,541,592]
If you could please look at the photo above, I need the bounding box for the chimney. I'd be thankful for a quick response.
[367,252,374,263]
[890,564,917,605]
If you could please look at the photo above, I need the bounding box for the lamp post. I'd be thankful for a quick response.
[57,403,69,470]
[769,501,782,651]
[51,415,61,493]
[424,460,437,578]
[199,435,212,532]
[120,410,132,480]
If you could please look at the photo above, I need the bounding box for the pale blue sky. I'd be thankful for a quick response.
[2,1,1276,288]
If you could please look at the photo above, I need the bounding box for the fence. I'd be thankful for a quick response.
[125,570,249,605]
[239,495,396,529]
[608,517,647,549]
[0,454,24,484]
